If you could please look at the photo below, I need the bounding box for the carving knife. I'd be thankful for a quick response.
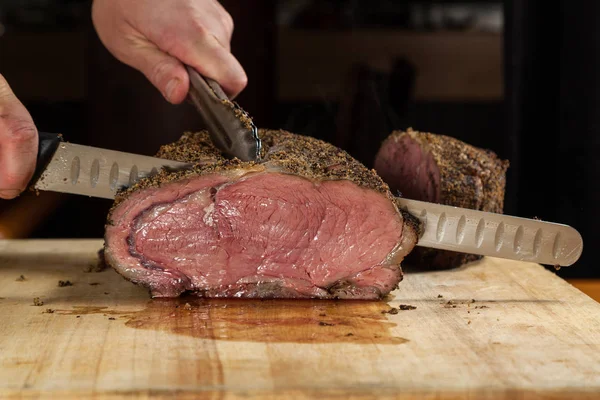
[28,133,583,267]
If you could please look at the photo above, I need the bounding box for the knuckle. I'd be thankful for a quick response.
[190,19,209,37]
[221,11,234,34]
[1,118,37,146]
[149,57,175,85]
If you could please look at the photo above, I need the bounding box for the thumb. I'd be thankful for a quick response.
[123,42,190,104]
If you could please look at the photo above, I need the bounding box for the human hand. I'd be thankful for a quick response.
[0,74,38,200]
[92,0,247,104]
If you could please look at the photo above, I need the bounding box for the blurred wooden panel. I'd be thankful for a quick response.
[0,32,87,101]
[0,192,64,239]
[277,29,503,102]
[569,280,600,303]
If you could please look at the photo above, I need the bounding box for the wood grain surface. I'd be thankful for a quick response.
[0,239,599,399]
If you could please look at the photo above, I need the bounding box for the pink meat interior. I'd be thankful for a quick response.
[112,171,404,297]
[374,135,440,202]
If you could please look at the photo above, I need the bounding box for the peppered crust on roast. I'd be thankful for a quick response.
[376,128,509,269]
[109,129,393,213]
[384,128,509,211]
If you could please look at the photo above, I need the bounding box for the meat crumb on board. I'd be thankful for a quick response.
[32,297,44,306]
[43,309,55,314]
[319,322,335,326]
[382,305,417,314]
[399,304,417,310]
[58,280,73,287]
[16,275,26,282]
[444,301,457,308]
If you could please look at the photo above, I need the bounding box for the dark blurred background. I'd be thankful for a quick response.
[0,1,597,281]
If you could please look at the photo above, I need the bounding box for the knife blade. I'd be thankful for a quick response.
[33,133,192,199]
[29,133,583,266]
[396,198,583,267]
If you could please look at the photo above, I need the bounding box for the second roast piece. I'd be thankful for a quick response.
[374,128,509,269]
[104,129,420,299]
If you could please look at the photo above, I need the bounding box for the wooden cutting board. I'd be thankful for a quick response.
[0,239,599,400]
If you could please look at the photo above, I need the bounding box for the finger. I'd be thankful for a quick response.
[203,1,234,49]
[0,75,38,199]
[119,37,190,104]
[176,33,247,99]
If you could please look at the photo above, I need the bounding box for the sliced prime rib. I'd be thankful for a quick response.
[374,128,509,269]
[104,129,420,299]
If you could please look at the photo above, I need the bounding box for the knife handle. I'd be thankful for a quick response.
[29,132,63,187]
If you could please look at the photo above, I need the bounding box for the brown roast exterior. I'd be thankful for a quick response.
[104,129,419,299]
[374,128,510,269]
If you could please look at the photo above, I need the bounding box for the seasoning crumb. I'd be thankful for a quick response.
[33,297,44,306]
[444,300,457,308]
[76,316,81,318]
[475,305,489,309]
[382,308,399,315]
[16,275,26,282]
[437,294,443,298]
[58,280,73,287]
[318,313,326,317]
[109,317,116,320]
[345,333,354,337]
[467,311,471,314]
[89,283,100,286]
[319,321,334,326]
[399,304,417,310]
[467,320,472,325]
[43,308,55,314]
[183,303,193,310]
[104,292,109,295]
[471,299,476,303]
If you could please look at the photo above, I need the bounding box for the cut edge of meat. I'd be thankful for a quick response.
[104,129,421,300]
[375,133,441,203]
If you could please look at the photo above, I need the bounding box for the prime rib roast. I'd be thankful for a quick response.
[374,128,510,269]
[104,129,421,299]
